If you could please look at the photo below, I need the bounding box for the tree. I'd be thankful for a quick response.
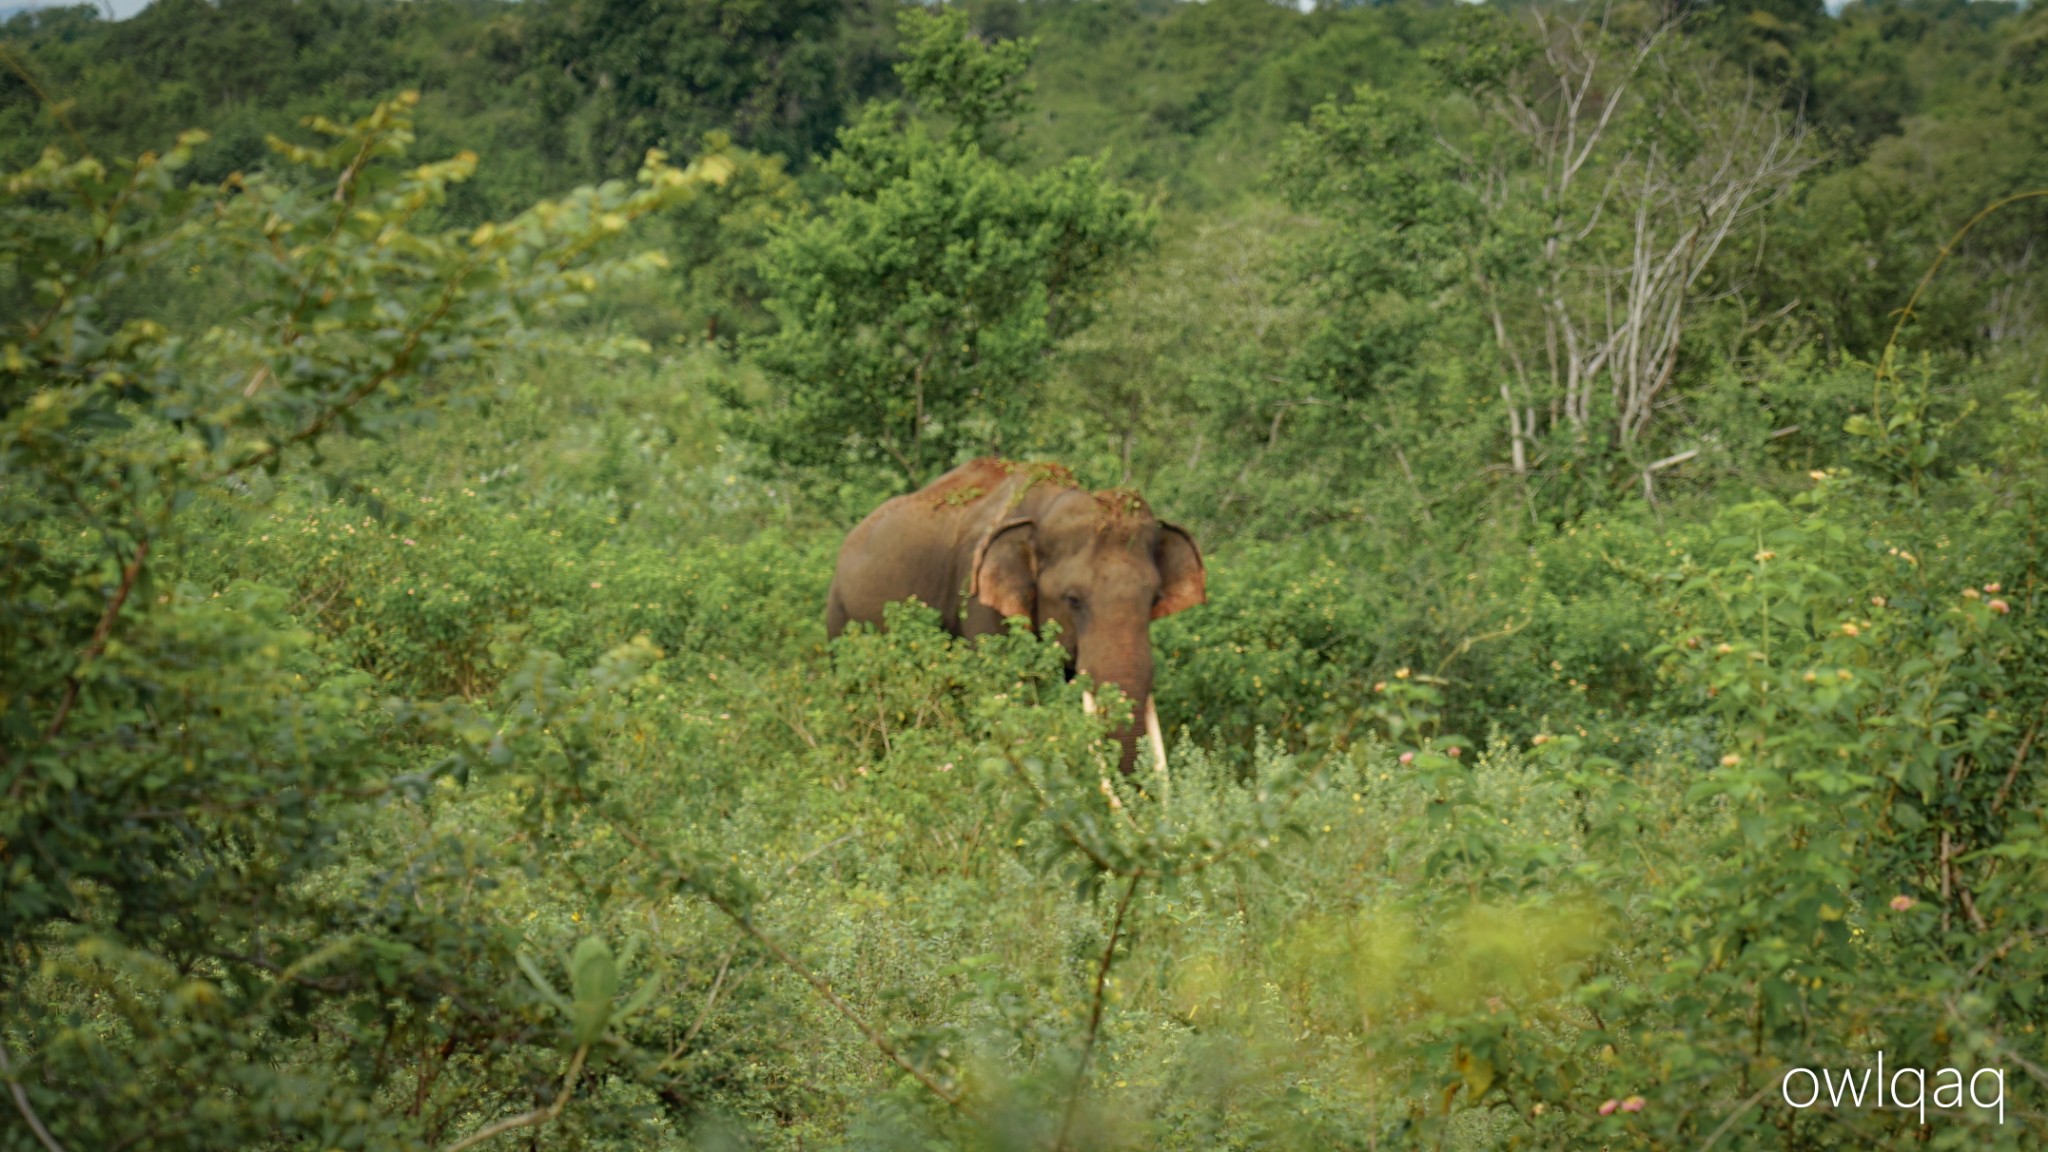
[736,6,1152,498]
[1279,2,1812,499]
[0,93,732,1149]
[523,0,899,176]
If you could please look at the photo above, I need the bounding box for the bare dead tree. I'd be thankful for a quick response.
[1978,239,2040,347]
[1451,2,1814,463]
[1601,79,1813,443]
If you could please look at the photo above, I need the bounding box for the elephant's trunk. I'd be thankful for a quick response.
[1078,633,1154,776]
[1091,693,1167,781]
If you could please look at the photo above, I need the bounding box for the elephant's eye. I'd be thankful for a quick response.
[1063,593,1084,612]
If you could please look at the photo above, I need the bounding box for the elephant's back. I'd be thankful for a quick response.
[829,473,992,635]
[828,459,1070,636]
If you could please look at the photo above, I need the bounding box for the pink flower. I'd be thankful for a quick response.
[402,538,416,546]
[1447,746,1462,759]
[1985,583,2002,594]
[1890,895,1916,912]
[1988,599,2010,614]
[1598,1099,1619,1116]
[1621,1096,1645,1113]
[1398,751,1415,766]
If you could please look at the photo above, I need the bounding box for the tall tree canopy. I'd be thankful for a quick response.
[524,0,900,174]
[735,6,1152,499]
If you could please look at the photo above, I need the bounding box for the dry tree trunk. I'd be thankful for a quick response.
[1456,2,1813,466]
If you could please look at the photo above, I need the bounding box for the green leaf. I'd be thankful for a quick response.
[518,952,571,1014]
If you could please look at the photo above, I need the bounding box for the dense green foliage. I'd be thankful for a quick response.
[4,0,2047,1149]
[739,8,1152,502]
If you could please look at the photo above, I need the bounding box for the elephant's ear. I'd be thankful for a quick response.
[971,518,1037,622]
[1153,522,1206,620]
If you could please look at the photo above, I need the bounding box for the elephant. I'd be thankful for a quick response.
[826,457,1206,775]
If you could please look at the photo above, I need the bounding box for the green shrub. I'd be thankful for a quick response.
[0,95,748,1150]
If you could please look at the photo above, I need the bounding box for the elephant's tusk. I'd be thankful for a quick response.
[1082,689,1097,716]
[1144,696,1169,783]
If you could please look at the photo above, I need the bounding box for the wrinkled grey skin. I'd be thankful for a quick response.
[826,457,1206,772]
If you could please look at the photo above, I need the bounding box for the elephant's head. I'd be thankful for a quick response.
[970,488,1205,774]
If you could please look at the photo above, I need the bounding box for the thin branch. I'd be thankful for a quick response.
[124,778,405,822]
[1433,618,1528,680]
[700,887,962,1107]
[40,535,151,747]
[784,832,864,881]
[1696,1086,1770,1152]
[1876,189,2048,387]
[216,272,472,479]
[602,821,964,1109]
[1964,929,2048,987]
[1992,704,2044,815]
[656,945,740,1073]
[996,754,1145,879]
[439,1044,588,1152]
[1646,448,1699,472]
[0,40,87,156]
[1054,871,1142,1152]
[1391,444,1436,525]
[0,1039,70,1152]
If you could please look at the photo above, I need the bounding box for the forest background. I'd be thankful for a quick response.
[4,0,2048,1148]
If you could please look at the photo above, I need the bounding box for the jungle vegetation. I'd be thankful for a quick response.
[3,0,2047,1148]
